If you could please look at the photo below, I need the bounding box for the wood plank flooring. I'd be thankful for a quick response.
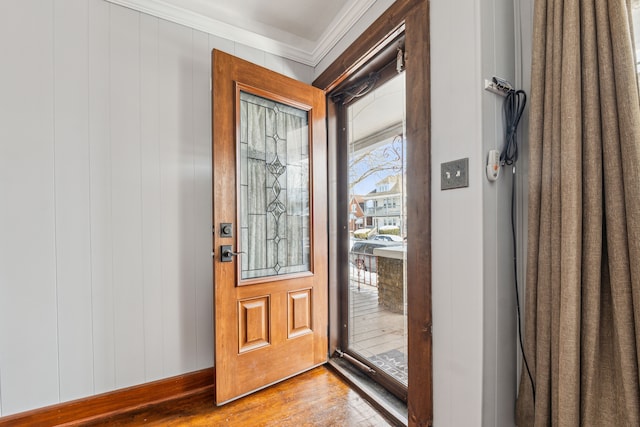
[349,283,407,385]
[85,366,393,426]
[350,284,406,356]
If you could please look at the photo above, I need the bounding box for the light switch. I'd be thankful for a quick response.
[441,158,469,190]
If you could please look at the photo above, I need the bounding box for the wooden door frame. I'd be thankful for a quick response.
[313,0,432,425]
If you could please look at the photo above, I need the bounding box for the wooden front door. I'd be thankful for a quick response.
[212,50,328,405]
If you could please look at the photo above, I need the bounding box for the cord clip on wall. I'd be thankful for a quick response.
[484,77,527,182]
[484,76,513,97]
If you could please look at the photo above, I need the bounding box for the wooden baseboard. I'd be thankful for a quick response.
[0,367,215,426]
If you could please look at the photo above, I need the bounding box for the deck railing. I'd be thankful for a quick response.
[349,257,378,289]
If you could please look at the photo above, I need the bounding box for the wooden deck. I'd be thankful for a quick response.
[349,282,408,384]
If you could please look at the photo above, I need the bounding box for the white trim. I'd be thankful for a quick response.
[105,0,376,67]
[310,0,377,65]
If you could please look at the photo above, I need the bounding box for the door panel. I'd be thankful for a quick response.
[212,50,327,405]
[288,289,312,338]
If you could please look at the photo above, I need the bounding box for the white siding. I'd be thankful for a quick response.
[0,0,313,415]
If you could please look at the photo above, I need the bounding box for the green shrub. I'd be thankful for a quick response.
[378,226,400,236]
[353,228,372,239]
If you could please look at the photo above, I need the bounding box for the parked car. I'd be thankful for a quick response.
[349,240,402,272]
[370,234,403,242]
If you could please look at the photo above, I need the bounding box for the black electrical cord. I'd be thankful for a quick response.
[510,164,536,403]
[501,89,527,165]
[330,72,380,105]
[502,88,536,403]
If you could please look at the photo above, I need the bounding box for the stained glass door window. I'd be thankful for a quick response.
[239,91,311,280]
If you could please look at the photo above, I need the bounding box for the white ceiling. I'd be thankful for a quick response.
[106,0,378,66]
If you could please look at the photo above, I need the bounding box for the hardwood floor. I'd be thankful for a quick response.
[85,366,393,426]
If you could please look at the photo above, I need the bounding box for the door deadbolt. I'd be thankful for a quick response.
[220,223,233,238]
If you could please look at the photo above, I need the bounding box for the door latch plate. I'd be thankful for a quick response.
[221,245,233,262]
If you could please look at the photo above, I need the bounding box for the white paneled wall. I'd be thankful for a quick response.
[0,0,314,416]
[0,0,58,416]
[479,0,518,425]
[430,1,485,424]
[54,0,94,402]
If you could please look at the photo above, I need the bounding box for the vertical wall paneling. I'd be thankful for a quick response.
[208,34,235,57]
[193,30,214,369]
[480,0,517,424]
[430,0,488,423]
[140,14,165,382]
[480,0,500,422]
[109,5,145,388]
[265,53,286,75]
[495,0,518,418]
[0,0,60,415]
[282,59,315,84]
[54,0,94,402]
[234,43,266,67]
[158,20,197,375]
[89,0,116,395]
[0,0,322,415]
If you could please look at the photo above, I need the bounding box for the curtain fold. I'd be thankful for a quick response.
[516,0,640,425]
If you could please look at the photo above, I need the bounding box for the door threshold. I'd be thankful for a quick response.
[326,358,408,427]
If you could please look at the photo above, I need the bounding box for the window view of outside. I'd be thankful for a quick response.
[347,71,407,386]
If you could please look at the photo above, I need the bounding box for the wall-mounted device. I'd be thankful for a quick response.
[486,149,501,182]
[484,76,513,97]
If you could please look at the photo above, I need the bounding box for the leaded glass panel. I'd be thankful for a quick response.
[239,91,310,280]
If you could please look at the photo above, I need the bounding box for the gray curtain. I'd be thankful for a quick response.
[516,0,640,425]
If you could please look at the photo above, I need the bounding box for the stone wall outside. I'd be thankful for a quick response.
[377,256,404,313]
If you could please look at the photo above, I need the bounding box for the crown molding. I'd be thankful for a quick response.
[311,0,376,64]
[105,0,376,67]
[106,0,313,64]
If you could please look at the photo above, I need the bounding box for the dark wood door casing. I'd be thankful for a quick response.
[313,0,432,425]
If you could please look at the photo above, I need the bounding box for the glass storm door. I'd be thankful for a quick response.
[212,50,328,405]
[345,71,408,397]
